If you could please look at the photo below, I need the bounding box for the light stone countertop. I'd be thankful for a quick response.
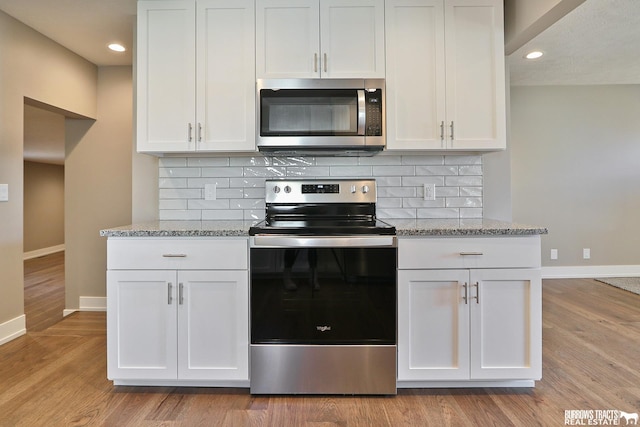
[99,220,257,237]
[388,218,548,236]
[100,219,547,238]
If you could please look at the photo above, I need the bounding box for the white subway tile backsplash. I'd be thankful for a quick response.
[188,199,230,210]
[377,208,417,219]
[159,178,187,189]
[188,157,229,167]
[415,165,458,176]
[329,166,373,177]
[230,156,271,167]
[202,167,243,178]
[202,209,244,220]
[159,188,202,199]
[377,197,403,208]
[159,167,200,178]
[160,209,202,220]
[446,197,482,208]
[286,166,331,177]
[243,167,286,177]
[402,155,444,165]
[417,208,460,219]
[158,154,483,221]
[371,166,415,176]
[159,158,187,167]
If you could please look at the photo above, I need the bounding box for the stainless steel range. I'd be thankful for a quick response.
[249,179,397,395]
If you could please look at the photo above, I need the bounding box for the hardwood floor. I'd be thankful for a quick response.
[23,251,65,332]
[1,278,638,426]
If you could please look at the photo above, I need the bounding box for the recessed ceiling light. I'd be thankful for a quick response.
[108,43,126,52]
[525,50,544,60]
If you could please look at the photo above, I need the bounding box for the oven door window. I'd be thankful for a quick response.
[260,89,359,136]
[250,247,396,345]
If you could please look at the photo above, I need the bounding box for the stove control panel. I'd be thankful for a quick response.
[266,179,377,204]
[302,184,340,194]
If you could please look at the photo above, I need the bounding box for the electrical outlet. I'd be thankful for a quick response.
[0,184,7,202]
[550,249,558,260]
[423,183,436,201]
[204,183,217,201]
[583,248,590,259]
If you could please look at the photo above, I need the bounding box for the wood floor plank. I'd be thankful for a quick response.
[1,279,639,426]
[23,251,65,332]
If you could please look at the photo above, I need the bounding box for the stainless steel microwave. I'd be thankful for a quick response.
[256,79,385,156]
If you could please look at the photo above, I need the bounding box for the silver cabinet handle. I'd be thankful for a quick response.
[188,123,193,142]
[463,282,468,304]
[459,252,483,256]
[179,283,184,305]
[314,53,318,73]
[198,123,202,142]
[168,282,173,305]
[473,282,479,304]
[440,121,444,144]
[450,121,454,141]
[162,254,187,258]
[323,53,327,73]
[356,90,366,135]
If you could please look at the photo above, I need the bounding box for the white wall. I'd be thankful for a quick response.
[510,85,640,267]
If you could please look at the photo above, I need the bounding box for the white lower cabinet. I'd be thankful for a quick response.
[397,237,542,386]
[106,238,249,385]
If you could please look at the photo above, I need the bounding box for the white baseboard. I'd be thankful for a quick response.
[542,265,640,279]
[62,297,106,318]
[0,315,26,346]
[79,296,107,312]
[24,244,65,260]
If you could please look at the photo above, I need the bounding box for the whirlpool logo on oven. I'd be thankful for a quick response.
[316,326,332,332]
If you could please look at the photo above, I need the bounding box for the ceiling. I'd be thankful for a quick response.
[508,0,640,85]
[3,0,639,164]
[0,0,136,67]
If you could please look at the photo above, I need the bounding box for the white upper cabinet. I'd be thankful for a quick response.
[137,0,196,152]
[137,0,256,153]
[385,0,506,151]
[256,0,385,78]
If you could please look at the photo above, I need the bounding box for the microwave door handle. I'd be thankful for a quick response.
[357,89,366,135]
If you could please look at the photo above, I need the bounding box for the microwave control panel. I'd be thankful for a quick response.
[365,90,383,136]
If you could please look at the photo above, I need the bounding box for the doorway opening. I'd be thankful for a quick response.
[23,102,66,332]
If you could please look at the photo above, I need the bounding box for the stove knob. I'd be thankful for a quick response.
[273,186,281,194]
[350,185,357,194]
[362,185,370,194]
[284,185,292,194]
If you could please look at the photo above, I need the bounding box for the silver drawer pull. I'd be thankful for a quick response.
[459,251,483,256]
[162,254,187,258]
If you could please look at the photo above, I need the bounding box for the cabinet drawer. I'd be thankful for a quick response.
[108,238,248,270]
[398,236,541,269]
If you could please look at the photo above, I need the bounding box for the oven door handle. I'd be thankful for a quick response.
[251,235,396,248]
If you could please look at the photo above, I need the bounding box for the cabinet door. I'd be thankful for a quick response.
[445,0,505,150]
[197,0,256,151]
[256,0,320,78]
[177,270,249,380]
[107,270,178,380]
[137,0,196,152]
[385,0,445,150]
[320,0,385,78]
[398,269,470,381]
[469,269,542,380]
